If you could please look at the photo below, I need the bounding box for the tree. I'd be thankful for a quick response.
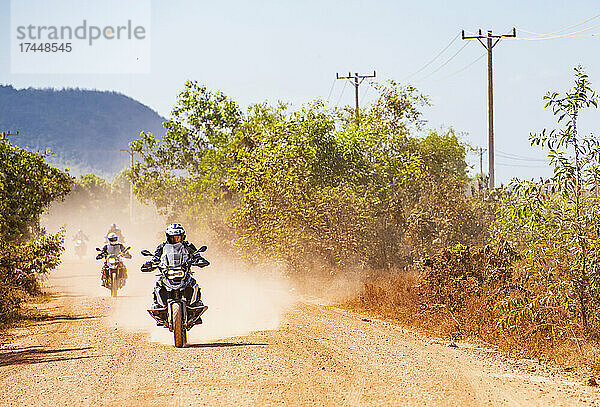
[496,66,600,336]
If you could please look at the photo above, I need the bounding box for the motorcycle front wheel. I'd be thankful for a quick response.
[172,302,186,348]
[111,272,118,297]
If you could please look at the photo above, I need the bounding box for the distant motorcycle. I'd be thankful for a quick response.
[141,246,209,347]
[74,239,86,259]
[96,246,130,297]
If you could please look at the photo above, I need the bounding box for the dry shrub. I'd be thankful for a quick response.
[348,242,600,369]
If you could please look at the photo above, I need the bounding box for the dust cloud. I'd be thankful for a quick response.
[108,258,294,345]
[43,196,295,346]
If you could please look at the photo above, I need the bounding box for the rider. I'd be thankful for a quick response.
[106,223,124,243]
[97,232,131,286]
[73,229,89,242]
[143,224,206,309]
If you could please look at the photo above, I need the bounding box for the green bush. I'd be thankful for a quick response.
[0,141,72,323]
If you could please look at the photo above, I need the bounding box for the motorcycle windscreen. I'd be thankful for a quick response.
[160,243,190,267]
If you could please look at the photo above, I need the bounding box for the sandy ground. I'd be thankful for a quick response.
[1,258,600,406]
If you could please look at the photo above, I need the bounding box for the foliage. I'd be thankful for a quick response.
[0,141,72,323]
[494,66,600,338]
[421,242,520,315]
[0,141,73,242]
[0,232,65,323]
[131,79,489,274]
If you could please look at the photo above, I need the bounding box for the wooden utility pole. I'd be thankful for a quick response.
[478,147,485,179]
[462,28,516,188]
[336,71,376,126]
[120,148,136,223]
[0,130,20,142]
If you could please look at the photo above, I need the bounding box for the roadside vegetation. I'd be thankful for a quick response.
[0,142,72,324]
[130,66,600,369]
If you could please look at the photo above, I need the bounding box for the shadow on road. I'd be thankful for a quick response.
[0,345,97,367]
[187,342,268,349]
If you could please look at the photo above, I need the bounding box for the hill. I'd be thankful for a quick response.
[0,85,165,176]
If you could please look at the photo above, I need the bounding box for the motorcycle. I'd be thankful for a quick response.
[96,246,130,297]
[74,239,86,259]
[140,246,209,348]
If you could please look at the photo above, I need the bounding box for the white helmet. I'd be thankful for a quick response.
[166,223,185,244]
[107,232,119,245]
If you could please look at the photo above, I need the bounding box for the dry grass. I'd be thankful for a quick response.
[346,266,600,372]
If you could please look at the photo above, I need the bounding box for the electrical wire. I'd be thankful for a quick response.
[430,52,486,83]
[496,150,548,162]
[360,82,370,106]
[335,80,347,108]
[413,42,471,82]
[326,79,336,104]
[514,24,600,41]
[402,33,460,81]
[496,161,548,168]
[517,13,600,38]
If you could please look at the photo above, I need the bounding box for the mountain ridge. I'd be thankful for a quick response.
[0,85,166,176]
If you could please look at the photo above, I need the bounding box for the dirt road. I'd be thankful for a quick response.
[1,259,599,406]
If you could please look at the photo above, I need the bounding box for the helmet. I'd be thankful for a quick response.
[111,223,117,228]
[107,232,119,244]
[166,223,185,244]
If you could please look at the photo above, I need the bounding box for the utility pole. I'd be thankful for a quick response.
[478,147,486,179]
[0,130,20,142]
[336,71,376,126]
[462,28,516,188]
[120,148,136,224]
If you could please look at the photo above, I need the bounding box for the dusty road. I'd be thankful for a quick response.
[1,259,599,406]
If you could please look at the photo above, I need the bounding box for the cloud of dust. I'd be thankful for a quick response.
[107,254,295,345]
[43,193,295,346]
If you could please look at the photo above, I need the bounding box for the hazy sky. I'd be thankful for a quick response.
[1,0,600,184]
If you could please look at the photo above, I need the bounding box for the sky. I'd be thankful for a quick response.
[1,0,599,184]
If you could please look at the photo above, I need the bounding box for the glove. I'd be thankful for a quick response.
[141,260,155,272]
[96,254,103,260]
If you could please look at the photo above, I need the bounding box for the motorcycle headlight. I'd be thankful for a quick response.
[167,268,184,278]
[108,258,117,264]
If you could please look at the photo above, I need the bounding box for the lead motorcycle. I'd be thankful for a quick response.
[96,246,130,297]
[140,246,209,348]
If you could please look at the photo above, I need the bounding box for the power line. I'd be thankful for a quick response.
[430,52,486,83]
[516,13,600,38]
[496,161,548,168]
[402,33,460,80]
[413,42,471,82]
[496,150,547,162]
[514,21,600,41]
[514,30,600,41]
[360,82,371,105]
[335,79,348,108]
[326,79,336,103]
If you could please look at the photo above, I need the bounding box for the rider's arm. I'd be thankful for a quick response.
[152,243,165,263]
[121,244,132,259]
[96,245,108,260]
[185,242,197,254]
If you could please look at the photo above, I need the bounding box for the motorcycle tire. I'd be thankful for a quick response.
[172,302,186,348]
[111,272,118,297]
